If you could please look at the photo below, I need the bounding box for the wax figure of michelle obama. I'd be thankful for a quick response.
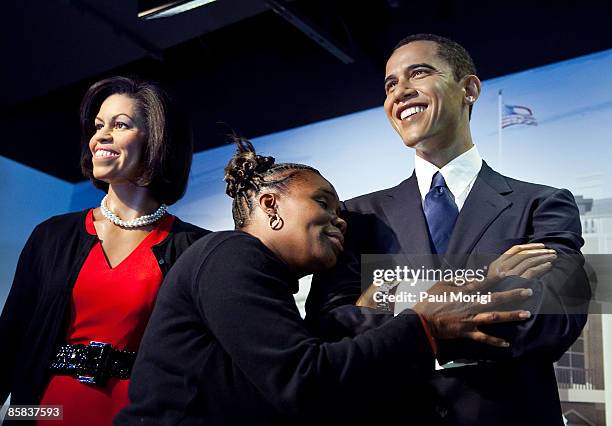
[0,76,210,425]
[115,139,556,426]
[306,34,591,425]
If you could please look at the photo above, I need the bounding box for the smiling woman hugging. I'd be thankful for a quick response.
[114,139,549,426]
[0,76,209,425]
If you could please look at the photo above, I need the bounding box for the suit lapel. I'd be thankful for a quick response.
[382,173,432,255]
[445,162,513,256]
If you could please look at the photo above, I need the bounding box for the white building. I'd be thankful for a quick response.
[556,196,612,425]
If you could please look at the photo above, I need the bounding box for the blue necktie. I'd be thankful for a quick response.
[423,172,459,254]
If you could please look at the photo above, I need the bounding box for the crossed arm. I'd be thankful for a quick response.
[306,188,591,363]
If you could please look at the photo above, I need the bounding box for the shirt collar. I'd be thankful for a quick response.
[414,145,483,200]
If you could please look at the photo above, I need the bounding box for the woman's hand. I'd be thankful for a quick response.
[413,243,556,347]
[356,243,557,347]
[412,281,532,347]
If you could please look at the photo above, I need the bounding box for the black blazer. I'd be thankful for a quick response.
[0,209,209,412]
[116,232,436,426]
[306,162,591,426]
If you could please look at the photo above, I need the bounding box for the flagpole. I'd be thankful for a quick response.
[498,89,503,171]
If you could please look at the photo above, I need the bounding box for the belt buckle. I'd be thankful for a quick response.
[77,341,112,385]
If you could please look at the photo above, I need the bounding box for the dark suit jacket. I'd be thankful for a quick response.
[306,161,590,426]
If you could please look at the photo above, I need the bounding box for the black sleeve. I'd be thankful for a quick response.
[196,235,434,417]
[0,225,42,402]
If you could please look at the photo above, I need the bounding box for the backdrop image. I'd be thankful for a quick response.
[2,47,611,425]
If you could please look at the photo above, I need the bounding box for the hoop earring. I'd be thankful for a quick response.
[268,213,284,230]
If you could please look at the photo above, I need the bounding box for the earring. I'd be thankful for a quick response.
[268,212,284,230]
[466,96,475,103]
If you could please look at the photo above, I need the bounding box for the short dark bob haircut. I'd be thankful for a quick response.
[80,76,193,205]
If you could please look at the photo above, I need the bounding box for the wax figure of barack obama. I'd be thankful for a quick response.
[306,34,590,425]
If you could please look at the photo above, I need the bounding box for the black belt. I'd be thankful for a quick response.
[50,341,136,385]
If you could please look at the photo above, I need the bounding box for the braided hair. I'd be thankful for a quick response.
[224,137,320,229]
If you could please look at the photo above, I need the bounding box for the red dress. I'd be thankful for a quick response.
[38,209,174,425]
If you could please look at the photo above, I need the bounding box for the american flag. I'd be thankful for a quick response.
[501,104,538,128]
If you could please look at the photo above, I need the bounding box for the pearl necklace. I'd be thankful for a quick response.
[100,195,167,228]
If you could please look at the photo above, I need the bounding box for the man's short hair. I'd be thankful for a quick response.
[392,34,477,118]
[392,33,477,82]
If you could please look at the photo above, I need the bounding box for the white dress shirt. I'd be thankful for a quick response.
[414,145,483,211]
[395,146,484,369]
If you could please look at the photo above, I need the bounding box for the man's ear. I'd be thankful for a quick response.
[257,192,278,215]
[463,74,481,104]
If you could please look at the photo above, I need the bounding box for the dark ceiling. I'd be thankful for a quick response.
[2,0,611,182]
